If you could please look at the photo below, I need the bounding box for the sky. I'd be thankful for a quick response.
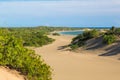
[0,0,120,27]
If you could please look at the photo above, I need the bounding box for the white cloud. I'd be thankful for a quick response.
[0,0,120,27]
[0,0,120,17]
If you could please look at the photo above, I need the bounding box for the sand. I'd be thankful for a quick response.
[0,67,24,80]
[0,35,120,80]
[34,35,120,80]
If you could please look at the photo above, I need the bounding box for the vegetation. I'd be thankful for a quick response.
[88,29,100,38]
[1,26,83,47]
[16,31,54,47]
[0,29,52,80]
[70,29,100,50]
[7,26,82,34]
[70,27,120,50]
[70,44,79,50]
[0,27,55,47]
[115,28,120,36]
[52,32,60,36]
[0,26,83,79]
[103,34,116,44]
[102,26,119,44]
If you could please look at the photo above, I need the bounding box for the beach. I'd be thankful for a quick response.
[0,35,120,80]
[0,0,119,79]
[34,35,120,80]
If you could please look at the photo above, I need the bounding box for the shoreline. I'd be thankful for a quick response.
[51,29,84,33]
[51,30,84,36]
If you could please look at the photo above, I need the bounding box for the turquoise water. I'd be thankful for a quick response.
[59,30,83,35]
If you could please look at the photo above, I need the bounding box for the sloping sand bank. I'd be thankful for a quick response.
[0,67,24,80]
[34,35,120,80]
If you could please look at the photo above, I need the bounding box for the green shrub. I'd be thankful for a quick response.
[103,34,116,44]
[0,30,52,80]
[70,29,99,49]
[89,29,100,38]
[71,34,85,47]
[110,26,116,33]
[52,33,60,36]
[83,29,99,39]
[70,44,79,50]
[72,34,85,41]
[13,31,54,47]
[115,28,120,35]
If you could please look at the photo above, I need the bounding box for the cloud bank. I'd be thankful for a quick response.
[0,0,120,27]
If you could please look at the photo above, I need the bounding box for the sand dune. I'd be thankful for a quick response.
[1,35,120,80]
[34,35,120,80]
[0,67,24,80]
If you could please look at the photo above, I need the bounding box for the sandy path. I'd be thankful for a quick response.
[34,35,120,80]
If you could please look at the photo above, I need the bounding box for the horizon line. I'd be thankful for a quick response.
[0,26,114,28]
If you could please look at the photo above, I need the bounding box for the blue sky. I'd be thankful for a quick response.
[0,0,120,27]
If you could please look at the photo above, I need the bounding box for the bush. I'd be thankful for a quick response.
[103,34,116,44]
[0,30,52,80]
[70,29,100,49]
[89,29,100,38]
[115,28,120,35]
[13,31,54,47]
[70,44,79,50]
[71,34,85,47]
[52,33,60,36]
[83,29,99,39]
[72,34,84,42]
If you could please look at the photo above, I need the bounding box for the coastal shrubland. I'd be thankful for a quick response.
[4,26,83,47]
[70,29,100,50]
[14,31,54,47]
[0,29,52,80]
[70,27,120,50]
[83,29,100,39]
[7,27,55,47]
[52,32,60,36]
[102,26,120,44]
[103,34,116,44]
[0,26,82,79]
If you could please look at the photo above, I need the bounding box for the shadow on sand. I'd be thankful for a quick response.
[57,36,120,58]
[85,36,106,50]
[84,36,120,56]
[57,45,69,50]
[99,41,120,56]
